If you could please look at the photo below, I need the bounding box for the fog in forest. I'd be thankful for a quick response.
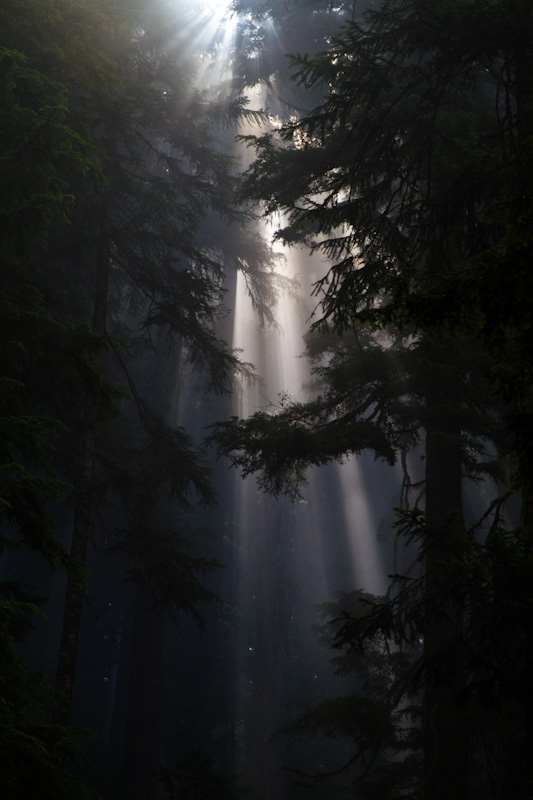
[1,1,531,799]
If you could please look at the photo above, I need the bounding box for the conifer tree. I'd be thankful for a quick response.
[0,0,120,791]
[1,1,278,795]
[212,1,533,797]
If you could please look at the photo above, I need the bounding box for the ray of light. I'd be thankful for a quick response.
[338,457,387,595]
[156,2,238,90]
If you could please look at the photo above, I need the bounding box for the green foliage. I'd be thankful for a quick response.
[223,2,533,796]
[0,301,115,566]
[210,396,397,498]
[276,586,420,799]
[281,693,400,747]
[0,0,123,567]
[0,0,277,794]
[0,44,91,264]
[236,0,525,338]
[210,324,504,498]
[231,0,357,99]
[235,0,533,500]
[276,498,529,798]
[327,506,529,793]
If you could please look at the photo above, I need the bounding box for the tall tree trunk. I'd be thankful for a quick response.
[54,208,110,726]
[121,345,182,799]
[512,31,533,799]
[515,13,533,164]
[421,343,468,800]
[123,575,165,800]
[246,500,293,799]
[517,497,533,800]
[53,425,96,726]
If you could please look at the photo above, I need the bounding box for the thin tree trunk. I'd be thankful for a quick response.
[518,497,533,800]
[512,36,533,800]
[53,425,95,726]
[54,209,110,726]
[515,29,533,166]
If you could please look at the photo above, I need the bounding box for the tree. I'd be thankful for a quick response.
[212,1,533,797]
[0,2,121,793]
[275,589,420,799]
[1,1,279,796]
[0,588,101,800]
[38,0,257,735]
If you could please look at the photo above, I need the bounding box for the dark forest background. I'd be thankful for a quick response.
[1,0,532,798]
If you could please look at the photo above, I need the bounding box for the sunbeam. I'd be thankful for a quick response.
[157,0,238,81]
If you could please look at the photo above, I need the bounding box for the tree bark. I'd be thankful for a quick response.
[421,365,468,800]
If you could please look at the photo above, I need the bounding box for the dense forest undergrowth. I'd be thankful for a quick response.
[1,0,532,798]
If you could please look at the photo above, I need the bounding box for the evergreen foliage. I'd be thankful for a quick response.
[0,590,100,800]
[2,0,533,796]
[0,0,278,794]
[212,1,533,797]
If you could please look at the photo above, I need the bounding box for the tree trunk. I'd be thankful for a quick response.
[513,31,533,799]
[518,497,533,800]
[54,209,111,726]
[53,426,96,726]
[123,576,165,800]
[421,345,468,800]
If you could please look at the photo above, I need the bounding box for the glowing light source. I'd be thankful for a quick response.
[197,0,233,17]
[178,0,237,72]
